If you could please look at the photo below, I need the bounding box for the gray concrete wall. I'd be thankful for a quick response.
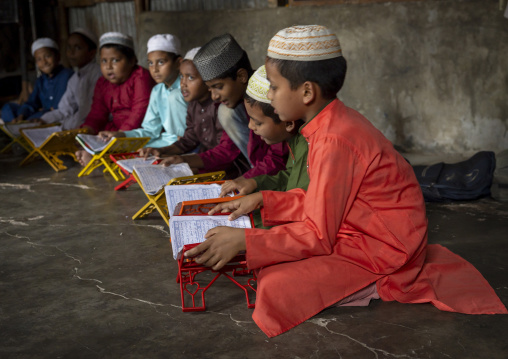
[138,0,508,153]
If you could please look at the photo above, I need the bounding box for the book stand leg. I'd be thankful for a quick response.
[114,174,137,191]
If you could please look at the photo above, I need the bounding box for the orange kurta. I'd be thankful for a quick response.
[244,99,507,337]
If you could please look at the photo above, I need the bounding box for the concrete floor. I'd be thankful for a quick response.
[1,149,507,359]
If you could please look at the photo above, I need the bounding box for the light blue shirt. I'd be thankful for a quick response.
[124,77,188,147]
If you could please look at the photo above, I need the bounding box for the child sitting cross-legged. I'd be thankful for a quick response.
[39,28,102,130]
[75,32,155,166]
[98,34,187,149]
[1,38,73,123]
[139,47,223,159]
[158,33,288,179]
[184,25,507,338]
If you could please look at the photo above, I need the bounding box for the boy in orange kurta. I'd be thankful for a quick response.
[186,25,507,337]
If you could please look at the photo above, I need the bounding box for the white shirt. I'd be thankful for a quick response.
[41,61,102,130]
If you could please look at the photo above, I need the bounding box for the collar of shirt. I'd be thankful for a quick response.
[196,96,214,113]
[300,98,338,139]
[164,75,181,92]
[77,61,97,78]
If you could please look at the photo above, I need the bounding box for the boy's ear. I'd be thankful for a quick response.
[236,68,249,84]
[302,81,318,105]
[285,121,296,133]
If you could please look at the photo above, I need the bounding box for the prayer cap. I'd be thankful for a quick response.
[72,27,98,46]
[184,47,201,61]
[31,38,59,56]
[267,25,342,61]
[193,34,244,82]
[147,34,181,55]
[99,32,134,50]
[246,65,270,104]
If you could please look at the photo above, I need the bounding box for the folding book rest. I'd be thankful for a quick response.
[131,171,226,226]
[109,152,161,191]
[0,122,34,154]
[175,199,256,312]
[19,126,90,172]
[77,137,150,181]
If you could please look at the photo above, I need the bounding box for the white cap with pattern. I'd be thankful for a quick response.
[31,38,58,56]
[267,25,342,61]
[184,47,201,61]
[246,65,270,104]
[147,34,181,55]
[99,32,134,50]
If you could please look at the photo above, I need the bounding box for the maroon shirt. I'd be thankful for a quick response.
[82,65,155,133]
[174,97,223,153]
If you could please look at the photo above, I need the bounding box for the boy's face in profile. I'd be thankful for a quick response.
[100,47,135,85]
[147,50,181,88]
[265,60,304,123]
[66,33,96,69]
[205,70,248,109]
[245,99,292,145]
[34,47,59,76]
[180,60,209,103]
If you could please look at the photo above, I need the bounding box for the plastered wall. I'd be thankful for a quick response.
[138,0,508,153]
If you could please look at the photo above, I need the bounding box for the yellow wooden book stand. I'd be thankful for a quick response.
[132,171,226,226]
[19,126,90,172]
[0,122,38,154]
[77,137,150,181]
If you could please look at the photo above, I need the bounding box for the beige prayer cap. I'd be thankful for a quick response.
[147,34,181,55]
[246,65,270,104]
[31,38,58,56]
[99,32,134,50]
[267,25,342,61]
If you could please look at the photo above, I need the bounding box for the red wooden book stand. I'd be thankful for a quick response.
[174,199,256,312]
[109,152,160,191]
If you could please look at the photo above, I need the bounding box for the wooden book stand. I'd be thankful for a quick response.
[175,198,256,312]
[131,171,226,226]
[77,137,150,181]
[19,126,90,172]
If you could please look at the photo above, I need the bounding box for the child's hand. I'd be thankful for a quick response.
[138,147,161,159]
[98,131,116,141]
[220,176,257,197]
[159,155,184,167]
[184,227,246,271]
[12,115,24,123]
[208,192,263,221]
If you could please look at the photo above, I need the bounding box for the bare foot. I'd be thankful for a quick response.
[75,150,93,167]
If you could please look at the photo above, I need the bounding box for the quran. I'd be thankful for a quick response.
[21,125,62,148]
[169,214,252,259]
[76,134,113,154]
[133,163,193,195]
[116,156,157,174]
[165,183,233,217]
[2,122,40,137]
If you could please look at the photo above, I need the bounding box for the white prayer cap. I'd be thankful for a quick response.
[71,27,98,47]
[31,38,59,56]
[147,34,181,55]
[184,47,201,61]
[246,65,270,104]
[99,32,134,50]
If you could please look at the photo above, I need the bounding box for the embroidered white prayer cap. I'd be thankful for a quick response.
[71,27,98,47]
[31,38,59,56]
[184,47,201,61]
[267,25,342,61]
[147,34,181,55]
[193,34,244,82]
[246,65,270,104]
[99,32,134,50]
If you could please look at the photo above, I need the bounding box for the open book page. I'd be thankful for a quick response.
[133,163,193,195]
[165,184,227,216]
[169,215,252,259]
[76,134,113,154]
[22,126,62,147]
[3,122,40,137]
[116,156,157,174]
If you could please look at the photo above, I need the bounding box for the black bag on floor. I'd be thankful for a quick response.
[412,151,496,202]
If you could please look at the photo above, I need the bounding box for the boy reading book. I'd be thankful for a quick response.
[75,32,155,166]
[158,33,287,179]
[1,38,73,123]
[185,25,507,337]
[99,34,187,148]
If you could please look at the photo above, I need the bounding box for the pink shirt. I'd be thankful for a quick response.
[82,65,155,133]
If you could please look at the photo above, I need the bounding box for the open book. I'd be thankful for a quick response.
[165,183,234,216]
[2,122,41,137]
[134,163,193,195]
[22,125,62,147]
[169,215,252,259]
[76,134,113,154]
[116,156,158,174]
